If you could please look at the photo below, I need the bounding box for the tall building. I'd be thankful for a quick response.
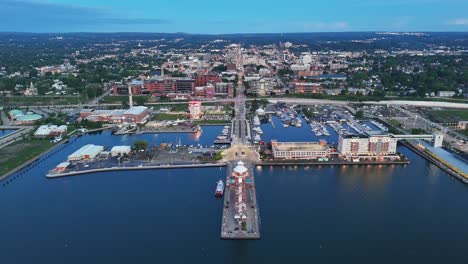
[338,134,397,157]
[188,101,202,120]
[146,78,195,96]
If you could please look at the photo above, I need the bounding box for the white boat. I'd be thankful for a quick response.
[282,123,289,128]
[217,135,228,140]
[253,127,263,134]
[253,116,261,126]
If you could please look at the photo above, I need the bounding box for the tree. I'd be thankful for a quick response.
[134,140,148,151]
[135,96,146,106]
[355,110,364,119]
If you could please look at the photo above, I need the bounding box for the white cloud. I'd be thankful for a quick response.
[448,18,468,25]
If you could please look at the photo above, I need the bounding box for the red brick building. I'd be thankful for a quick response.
[195,74,221,87]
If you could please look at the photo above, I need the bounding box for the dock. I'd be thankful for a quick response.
[221,161,260,240]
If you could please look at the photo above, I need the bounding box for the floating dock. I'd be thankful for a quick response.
[221,161,260,240]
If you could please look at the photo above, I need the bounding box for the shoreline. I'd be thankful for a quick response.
[400,140,468,184]
[0,137,75,181]
[46,160,410,178]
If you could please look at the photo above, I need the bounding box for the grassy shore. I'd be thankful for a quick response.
[0,95,84,106]
[0,139,55,176]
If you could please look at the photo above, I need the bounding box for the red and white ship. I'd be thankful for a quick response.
[215,180,224,197]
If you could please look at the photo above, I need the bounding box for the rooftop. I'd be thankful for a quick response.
[272,142,328,152]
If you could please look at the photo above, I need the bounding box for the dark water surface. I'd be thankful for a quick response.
[1,126,467,263]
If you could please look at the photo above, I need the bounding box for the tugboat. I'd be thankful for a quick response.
[215,180,224,197]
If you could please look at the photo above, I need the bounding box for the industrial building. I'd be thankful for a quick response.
[68,144,104,161]
[337,134,398,157]
[271,141,331,160]
[34,125,68,138]
[80,106,149,124]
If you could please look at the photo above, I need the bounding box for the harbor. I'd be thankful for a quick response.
[1,109,468,262]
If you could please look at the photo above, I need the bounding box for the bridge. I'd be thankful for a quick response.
[392,134,437,140]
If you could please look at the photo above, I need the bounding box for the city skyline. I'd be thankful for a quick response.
[1,0,468,33]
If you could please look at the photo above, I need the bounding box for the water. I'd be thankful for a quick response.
[0,129,17,137]
[260,116,340,144]
[1,125,468,263]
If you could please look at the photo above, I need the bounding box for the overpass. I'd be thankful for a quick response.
[392,134,436,140]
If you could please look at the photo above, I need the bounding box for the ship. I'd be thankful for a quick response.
[215,180,224,197]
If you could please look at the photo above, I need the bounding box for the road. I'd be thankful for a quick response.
[1,111,10,126]
[392,105,467,140]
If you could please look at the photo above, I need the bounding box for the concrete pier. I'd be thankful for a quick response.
[221,162,260,240]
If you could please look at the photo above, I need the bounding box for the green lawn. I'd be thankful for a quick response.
[152,113,186,121]
[0,95,85,106]
[428,109,468,122]
[0,139,55,177]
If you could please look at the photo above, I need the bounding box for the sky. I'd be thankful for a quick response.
[0,0,467,33]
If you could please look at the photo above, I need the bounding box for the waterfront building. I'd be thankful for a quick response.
[338,134,398,157]
[80,106,149,124]
[271,141,330,160]
[68,144,104,161]
[123,106,149,124]
[433,134,444,148]
[110,146,132,157]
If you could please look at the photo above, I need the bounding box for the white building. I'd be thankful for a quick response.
[110,146,132,157]
[433,134,444,148]
[271,141,330,160]
[34,125,67,137]
[68,144,104,161]
[437,91,456,97]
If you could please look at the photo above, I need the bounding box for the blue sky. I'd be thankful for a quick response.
[0,0,467,33]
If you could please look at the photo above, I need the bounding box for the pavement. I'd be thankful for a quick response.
[0,126,35,149]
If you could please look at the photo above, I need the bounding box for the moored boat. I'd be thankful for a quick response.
[215,180,224,197]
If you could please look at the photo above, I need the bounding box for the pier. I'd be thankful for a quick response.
[221,161,260,239]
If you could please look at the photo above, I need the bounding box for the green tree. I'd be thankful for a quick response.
[355,110,364,119]
[134,140,148,151]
